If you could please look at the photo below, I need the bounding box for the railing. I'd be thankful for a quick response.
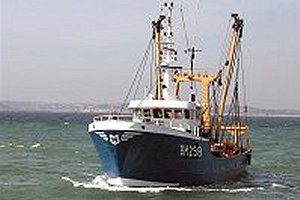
[178,68,219,76]
[93,113,132,122]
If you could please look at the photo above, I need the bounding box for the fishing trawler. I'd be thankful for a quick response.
[88,1,251,186]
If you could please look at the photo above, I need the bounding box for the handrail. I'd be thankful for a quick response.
[93,113,132,121]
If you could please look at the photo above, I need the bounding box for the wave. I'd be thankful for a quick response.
[202,187,264,193]
[271,183,288,188]
[0,143,41,149]
[30,143,41,149]
[61,176,265,193]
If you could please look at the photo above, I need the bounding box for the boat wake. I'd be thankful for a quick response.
[61,176,265,193]
[0,143,42,149]
[271,183,289,189]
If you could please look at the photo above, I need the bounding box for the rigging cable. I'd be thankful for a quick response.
[135,83,156,110]
[193,0,202,48]
[149,38,155,91]
[212,16,234,133]
[180,4,190,50]
[133,40,153,99]
[240,42,248,123]
[219,17,234,74]
[120,38,153,112]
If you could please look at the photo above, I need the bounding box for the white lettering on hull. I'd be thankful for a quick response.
[95,131,142,145]
[180,144,202,158]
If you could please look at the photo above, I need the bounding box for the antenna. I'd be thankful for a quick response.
[185,46,202,76]
[184,47,201,90]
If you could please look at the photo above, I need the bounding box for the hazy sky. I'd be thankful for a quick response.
[1,0,299,109]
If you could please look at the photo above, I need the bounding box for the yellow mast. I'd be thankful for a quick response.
[216,13,244,137]
[200,75,218,132]
[173,14,244,136]
[153,15,165,100]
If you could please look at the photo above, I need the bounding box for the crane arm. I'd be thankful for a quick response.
[216,14,244,137]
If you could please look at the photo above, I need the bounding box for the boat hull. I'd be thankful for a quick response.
[89,126,250,186]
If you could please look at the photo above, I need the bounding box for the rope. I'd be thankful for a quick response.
[135,83,156,110]
[193,0,203,48]
[133,44,151,99]
[120,39,153,112]
[219,17,234,72]
[149,40,155,90]
[180,4,190,50]
[240,43,248,116]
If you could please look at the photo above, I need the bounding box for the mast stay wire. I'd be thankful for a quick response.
[180,1,200,91]
[239,42,248,123]
[240,45,246,106]
[240,39,252,123]
[133,41,153,99]
[226,34,248,125]
[135,82,156,110]
[120,38,153,112]
[218,17,234,74]
[192,0,203,92]
[149,38,155,92]
[193,0,203,49]
[179,3,190,51]
[213,16,236,124]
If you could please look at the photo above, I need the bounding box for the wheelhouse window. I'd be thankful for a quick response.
[174,109,183,119]
[94,116,101,121]
[153,109,163,118]
[134,109,142,117]
[104,116,110,120]
[196,109,201,120]
[164,109,172,119]
[143,109,151,118]
[190,110,195,120]
[184,109,190,119]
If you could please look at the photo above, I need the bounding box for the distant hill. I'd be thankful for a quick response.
[0,101,122,113]
[0,101,300,117]
[247,106,300,117]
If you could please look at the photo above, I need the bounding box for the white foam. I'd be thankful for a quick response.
[6,143,25,148]
[0,145,5,148]
[61,176,265,193]
[202,187,264,193]
[64,122,70,126]
[61,176,183,193]
[271,183,288,188]
[30,143,41,149]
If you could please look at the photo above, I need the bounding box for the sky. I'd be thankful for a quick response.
[1,0,299,110]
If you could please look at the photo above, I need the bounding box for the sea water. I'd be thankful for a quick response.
[0,112,299,199]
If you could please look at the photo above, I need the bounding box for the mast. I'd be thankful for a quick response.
[152,0,178,100]
[161,1,178,100]
[152,15,165,100]
[174,46,219,133]
[186,47,202,77]
[216,13,244,137]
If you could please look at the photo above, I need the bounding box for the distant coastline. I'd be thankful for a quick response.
[1,101,300,117]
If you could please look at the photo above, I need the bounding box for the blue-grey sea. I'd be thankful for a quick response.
[0,111,299,200]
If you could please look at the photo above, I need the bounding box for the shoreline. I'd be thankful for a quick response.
[1,110,300,118]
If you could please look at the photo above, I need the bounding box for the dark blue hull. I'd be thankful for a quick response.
[89,130,251,186]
